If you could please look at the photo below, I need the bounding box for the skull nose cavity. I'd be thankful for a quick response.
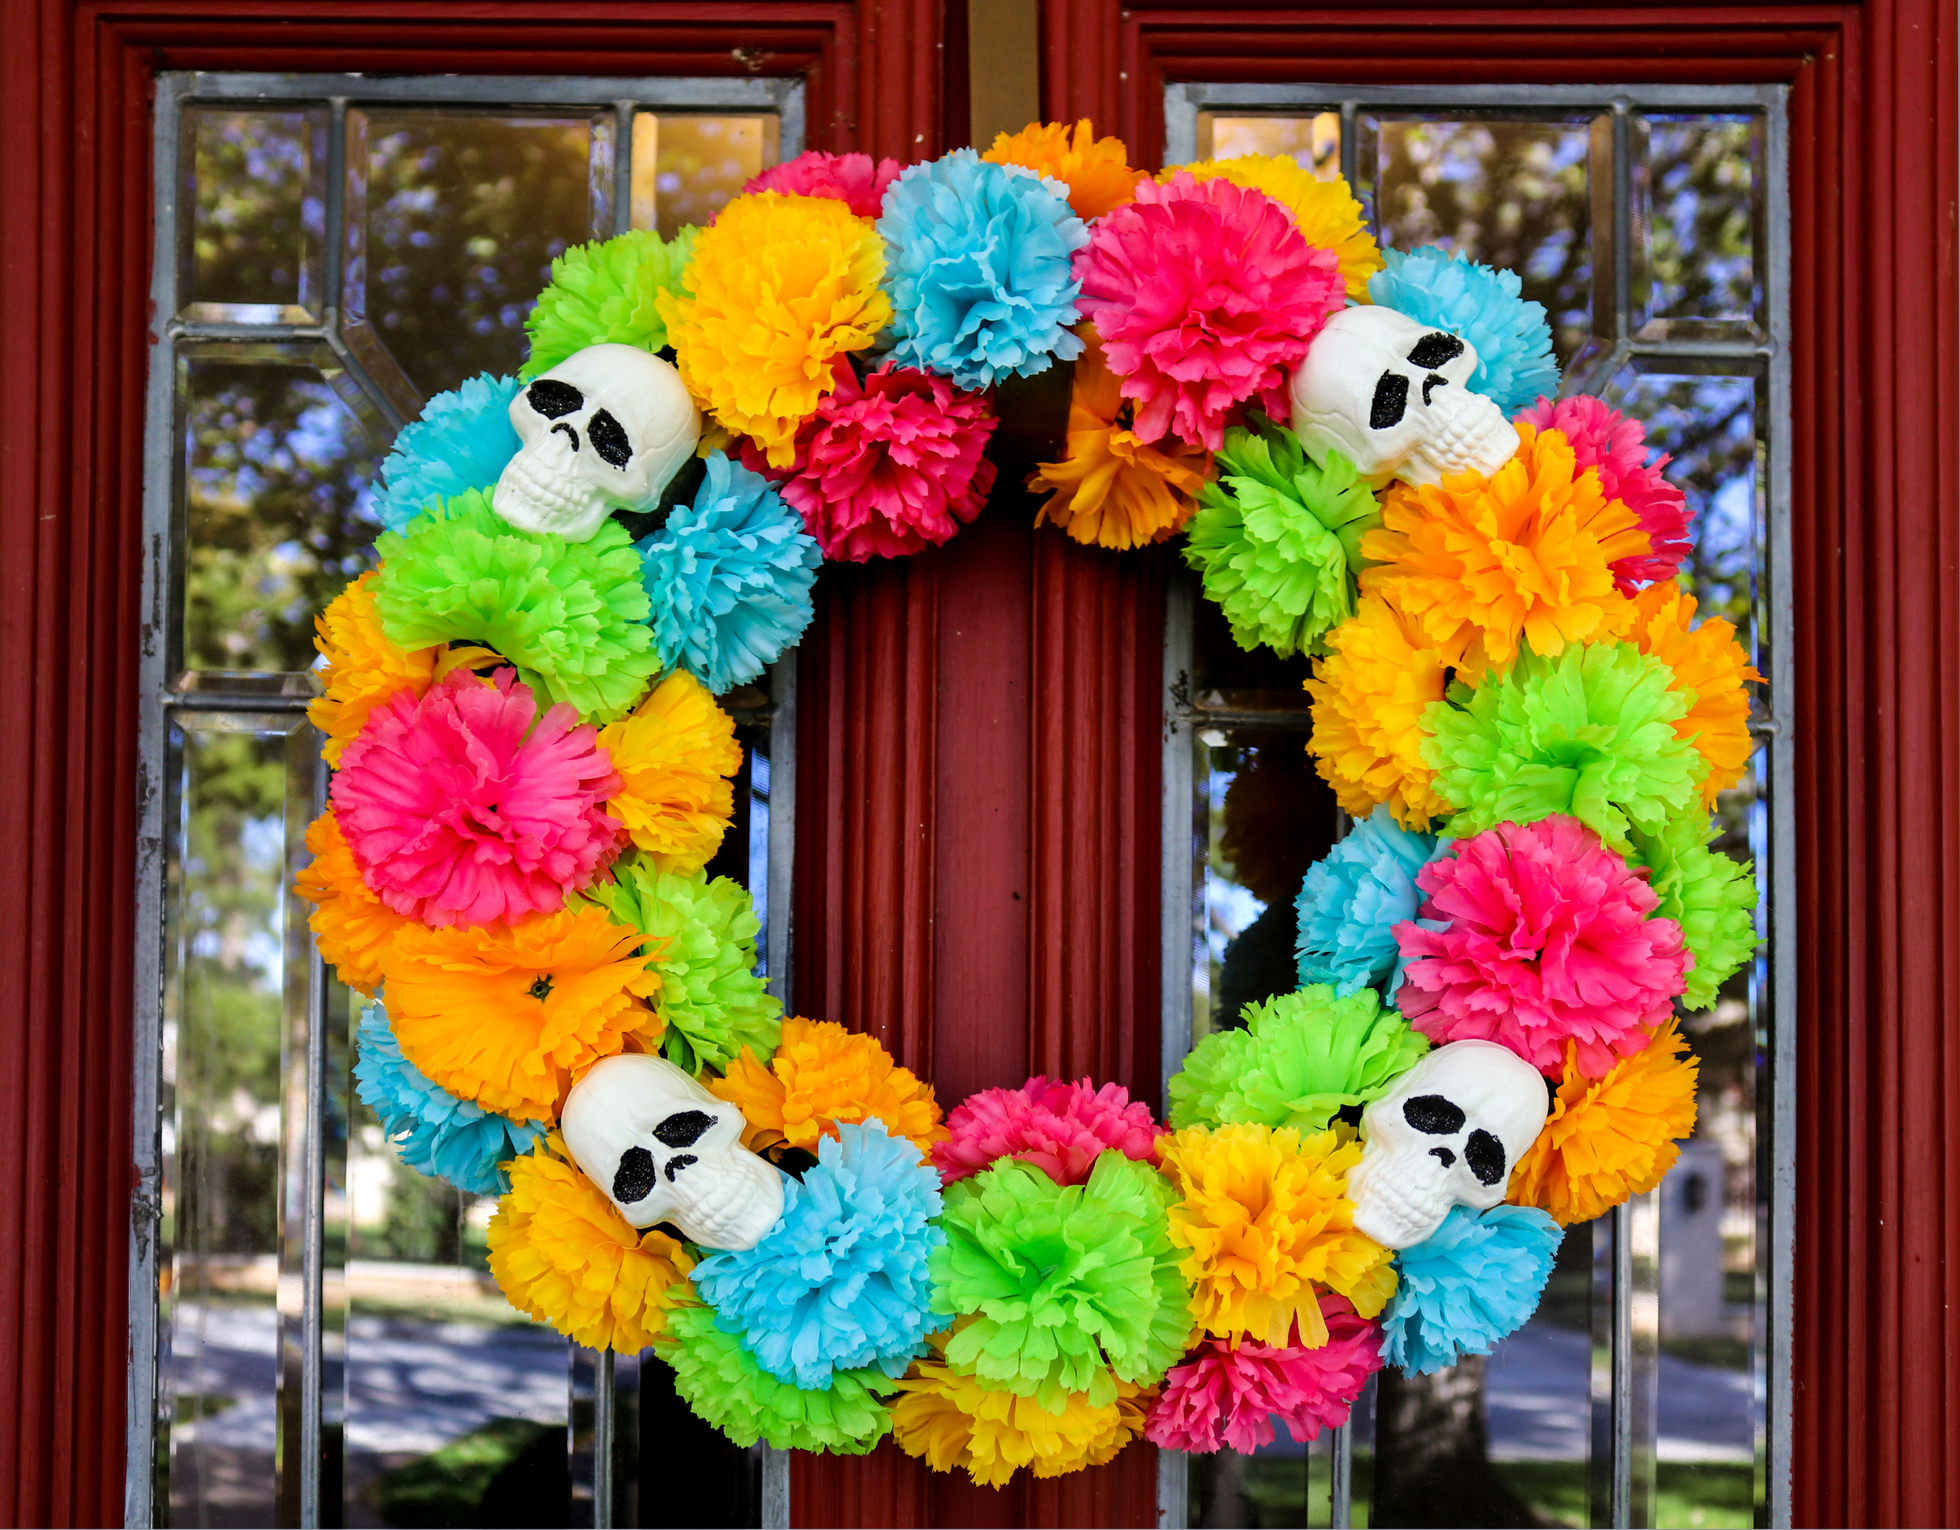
[527,378,585,418]
[613,1146,658,1204]
[1429,1145,1457,1168]
[1422,374,1447,407]
[551,421,580,453]
[1465,1128,1508,1186]
[653,1110,715,1149]
[664,1153,699,1182]
[1403,1094,1467,1135]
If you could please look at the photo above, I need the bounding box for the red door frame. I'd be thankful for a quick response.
[0,3,1953,1527]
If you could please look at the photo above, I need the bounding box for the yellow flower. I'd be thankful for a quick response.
[1160,1123,1395,1347]
[1170,155,1382,299]
[309,571,436,765]
[1624,581,1763,810]
[1508,1021,1700,1226]
[710,1016,946,1157]
[487,1137,695,1350]
[1360,424,1650,671]
[597,671,743,871]
[890,1353,1149,1487]
[380,906,663,1122]
[1304,595,1451,828]
[657,192,891,467]
[293,810,408,995]
[983,120,1144,221]
[1029,328,1212,549]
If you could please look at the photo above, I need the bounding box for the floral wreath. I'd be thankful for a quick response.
[299,121,1757,1480]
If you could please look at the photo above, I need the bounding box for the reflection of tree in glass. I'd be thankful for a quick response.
[188,111,318,311]
[184,364,381,674]
[362,116,595,398]
[1644,119,1756,324]
[652,117,766,237]
[1374,121,1593,365]
[175,731,289,1257]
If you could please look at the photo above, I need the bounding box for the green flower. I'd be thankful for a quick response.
[1630,811,1759,1010]
[1424,643,1706,853]
[1169,983,1428,1133]
[1181,420,1381,658]
[523,228,699,377]
[584,854,781,1074]
[931,1154,1188,1409]
[652,1301,894,1454]
[373,490,659,723]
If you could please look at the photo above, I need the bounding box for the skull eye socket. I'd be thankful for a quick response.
[588,408,633,469]
[1406,332,1466,369]
[1370,372,1410,430]
[1403,1094,1466,1135]
[1465,1128,1507,1186]
[653,1110,715,1149]
[527,378,585,419]
[613,1146,659,1204]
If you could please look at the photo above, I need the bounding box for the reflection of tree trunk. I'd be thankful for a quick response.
[1371,1358,1544,1528]
[1201,1450,1248,1529]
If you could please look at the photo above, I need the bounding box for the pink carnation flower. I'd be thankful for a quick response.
[742,151,903,220]
[1072,172,1344,451]
[1516,395,1693,593]
[1146,1296,1384,1454]
[1394,816,1691,1078]
[332,668,623,929]
[740,359,997,561]
[932,1075,1164,1187]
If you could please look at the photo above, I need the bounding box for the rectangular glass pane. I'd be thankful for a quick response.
[182,107,326,323]
[630,113,778,238]
[182,354,384,676]
[1361,116,1594,365]
[1197,112,1343,181]
[161,715,316,1529]
[347,110,614,402]
[1635,116,1762,340]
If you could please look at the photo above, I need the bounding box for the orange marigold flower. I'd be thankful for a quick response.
[294,810,409,995]
[380,906,663,1122]
[1508,1020,1700,1226]
[1360,424,1651,671]
[983,120,1145,222]
[711,1016,946,1157]
[1624,581,1764,810]
[487,1137,695,1350]
[596,671,743,871]
[1029,329,1212,549]
[1303,596,1451,828]
[309,571,436,765]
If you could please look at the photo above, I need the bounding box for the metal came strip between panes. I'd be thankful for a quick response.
[132,71,804,1530]
[1160,80,1794,1530]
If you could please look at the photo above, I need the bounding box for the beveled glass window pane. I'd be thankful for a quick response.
[347,110,612,402]
[182,108,326,323]
[1197,112,1343,181]
[1362,117,1595,364]
[630,113,777,238]
[1636,116,1762,339]
[181,354,384,676]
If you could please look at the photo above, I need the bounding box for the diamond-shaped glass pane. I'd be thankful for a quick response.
[629,112,778,237]
[181,108,326,323]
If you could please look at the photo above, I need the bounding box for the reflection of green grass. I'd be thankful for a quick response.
[1661,1335,1751,1371]
[375,1417,552,1528]
[173,1392,237,1423]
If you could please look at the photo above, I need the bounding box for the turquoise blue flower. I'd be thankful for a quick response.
[1368,247,1560,416]
[877,150,1089,389]
[353,1003,540,1196]
[691,1122,944,1390]
[1380,1204,1563,1375]
[373,374,523,533]
[1296,807,1449,1000]
[636,451,821,695]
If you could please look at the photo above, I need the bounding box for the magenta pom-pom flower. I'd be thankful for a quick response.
[740,359,998,561]
[1393,815,1691,1078]
[741,151,903,220]
[1071,172,1344,451]
[1516,395,1693,594]
[1145,1295,1384,1454]
[332,668,623,929]
[932,1075,1165,1187]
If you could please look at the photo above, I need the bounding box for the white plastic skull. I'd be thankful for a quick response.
[1287,306,1520,489]
[491,343,701,542]
[560,1052,784,1250]
[1346,1040,1550,1250]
